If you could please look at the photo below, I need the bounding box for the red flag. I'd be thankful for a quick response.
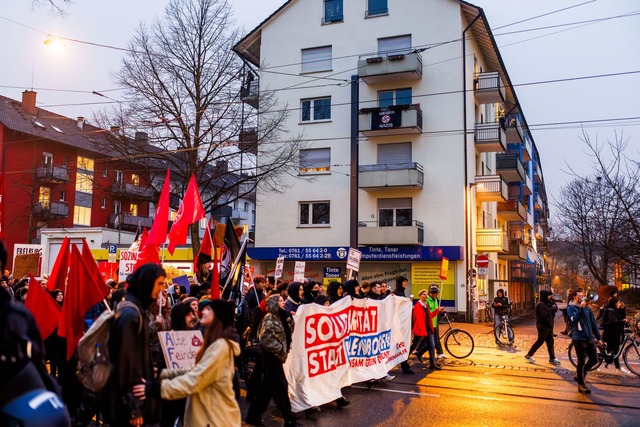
[25,274,61,340]
[211,236,220,299]
[167,174,205,254]
[193,218,213,272]
[82,239,106,288]
[134,228,161,271]
[0,171,4,239]
[59,244,110,359]
[47,237,70,292]
[146,170,171,246]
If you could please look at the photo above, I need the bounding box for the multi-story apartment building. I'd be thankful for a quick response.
[234,0,550,321]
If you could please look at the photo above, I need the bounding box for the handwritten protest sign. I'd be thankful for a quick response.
[13,253,41,277]
[158,330,204,369]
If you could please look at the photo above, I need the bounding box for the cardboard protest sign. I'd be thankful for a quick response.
[158,330,204,369]
[13,253,41,277]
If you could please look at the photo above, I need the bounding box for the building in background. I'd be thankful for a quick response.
[234,0,550,321]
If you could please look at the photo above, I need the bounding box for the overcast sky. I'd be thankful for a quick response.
[1,0,639,221]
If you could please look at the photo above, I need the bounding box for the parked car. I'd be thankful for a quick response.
[552,294,563,303]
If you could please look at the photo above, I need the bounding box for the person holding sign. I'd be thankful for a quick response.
[133,299,241,426]
[426,284,447,359]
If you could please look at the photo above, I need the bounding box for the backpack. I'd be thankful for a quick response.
[76,301,142,393]
[595,306,606,330]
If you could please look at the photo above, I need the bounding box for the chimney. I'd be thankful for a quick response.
[135,131,149,145]
[21,90,37,115]
[77,117,85,130]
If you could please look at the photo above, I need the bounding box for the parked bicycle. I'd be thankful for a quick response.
[494,312,515,346]
[568,326,640,377]
[439,311,475,358]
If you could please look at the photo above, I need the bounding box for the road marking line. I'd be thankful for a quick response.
[352,385,440,398]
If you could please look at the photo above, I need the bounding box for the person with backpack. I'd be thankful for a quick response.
[602,297,631,375]
[133,299,241,426]
[567,289,601,394]
[101,264,166,426]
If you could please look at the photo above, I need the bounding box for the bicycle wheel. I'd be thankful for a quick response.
[494,322,514,345]
[623,343,640,377]
[444,329,474,358]
[567,343,602,371]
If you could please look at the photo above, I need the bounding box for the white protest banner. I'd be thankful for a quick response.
[274,256,285,279]
[118,251,139,282]
[158,330,204,369]
[284,296,411,412]
[293,261,306,282]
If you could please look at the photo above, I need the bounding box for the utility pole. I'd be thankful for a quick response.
[349,75,360,250]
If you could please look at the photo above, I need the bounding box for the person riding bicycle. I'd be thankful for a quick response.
[492,289,511,344]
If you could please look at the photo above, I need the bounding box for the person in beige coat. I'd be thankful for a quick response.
[134,299,241,426]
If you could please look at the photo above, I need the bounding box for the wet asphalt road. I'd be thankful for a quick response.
[240,308,640,427]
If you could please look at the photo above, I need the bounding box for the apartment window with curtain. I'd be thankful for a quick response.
[378,198,412,227]
[73,206,91,226]
[378,35,411,56]
[130,203,138,216]
[301,46,332,73]
[75,173,93,194]
[299,201,330,226]
[101,197,107,209]
[300,148,331,174]
[115,170,124,183]
[367,0,388,16]
[323,0,343,23]
[301,97,331,122]
[43,152,53,165]
[77,156,94,171]
[39,187,51,209]
[378,88,412,108]
[59,189,66,202]
[132,173,140,186]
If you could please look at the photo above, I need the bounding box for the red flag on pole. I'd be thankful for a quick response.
[134,228,161,271]
[167,174,205,254]
[82,239,106,288]
[194,218,213,272]
[146,169,171,246]
[47,237,70,292]
[25,274,61,340]
[58,244,110,359]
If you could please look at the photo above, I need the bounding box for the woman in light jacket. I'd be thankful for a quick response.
[134,298,241,427]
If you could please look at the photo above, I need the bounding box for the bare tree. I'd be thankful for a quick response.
[31,0,71,16]
[98,0,304,251]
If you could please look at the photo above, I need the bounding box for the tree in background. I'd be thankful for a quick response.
[98,0,303,252]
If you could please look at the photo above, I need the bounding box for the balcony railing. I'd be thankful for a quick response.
[499,241,527,261]
[111,182,157,201]
[238,128,258,154]
[474,175,508,202]
[534,161,542,183]
[535,195,546,212]
[359,104,422,136]
[231,209,249,221]
[503,114,524,143]
[526,209,534,229]
[36,165,69,183]
[497,199,526,221]
[535,224,544,240]
[476,228,508,252]
[474,122,507,153]
[358,51,423,84]
[240,80,259,109]
[358,220,424,246]
[496,153,525,182]
[522,136,532,162]
[32,201,69,219]
[474,72,505,105]
[359,162,424,190]
[510,262,536,282]
[110,213,153,229]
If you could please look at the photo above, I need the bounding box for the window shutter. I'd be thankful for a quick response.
[378,197,412,209]
[378,142,411,165]
[302,46,332,73]
[300,148,330,169]
[378,35,411,56]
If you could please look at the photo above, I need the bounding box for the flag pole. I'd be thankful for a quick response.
[221,235,249,297]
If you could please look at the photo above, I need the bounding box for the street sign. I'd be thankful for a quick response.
[108,244,117,254]
[346,248,362,272]
[478,267,488,276]
[475,254,489,269]
[274,256,285,279]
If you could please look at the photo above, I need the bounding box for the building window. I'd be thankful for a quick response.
[300,148,331,174]
[243,202,249,212]
[378,198,412,227]
[301,97,331,122]
[323,0,342,23]
[378,35,411,57]
[42,152,53,165]
[103,167,108,178]
[77,156,94,171]
[101,197,107,209]
[199,217,207,229]
[60,189,66,202]
[115,170,124,183]
[378,142,411,165]
[132,173,140,186]
[299,201,330,226]
[130,203,138,216]
[39,187,51,208]
[73,206,91,226]
[75,172,93,194]
[378,88,412,108]
[301,46,332,73]
[367,0,388,16]
[114,200,121,215]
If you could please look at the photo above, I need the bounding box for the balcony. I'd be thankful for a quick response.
[499,240,527,261]
[358,220,424,246]
[474,72,505,105]
[359,104,423,136]
[474,175,508,203]
[522,136,532,162]
[476,228,507,253]
[474,122,506,153]
[36,165,68,183]
[496,153,525,182]
[32,201,69,219]
[238,128,258,155]
[358,51,423,84]
[535,224,544,240]
[523,173,533,195]
[231,209,249,221]
[359,162,423,191]
[510,262,535,282]
[503,114,524,143]
[110,213,153,230]
[526,209,534,229]
[534,161,542,183]
[240,80,259,109]
[111,181,156,201]
[497,199,526,221]
[535,195,546,212]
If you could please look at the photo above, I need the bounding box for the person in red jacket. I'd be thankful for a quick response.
[411,289,441,370]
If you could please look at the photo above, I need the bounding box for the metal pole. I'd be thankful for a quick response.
[350,75,359,250]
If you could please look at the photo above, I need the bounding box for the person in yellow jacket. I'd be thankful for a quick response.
[133,299,241,427]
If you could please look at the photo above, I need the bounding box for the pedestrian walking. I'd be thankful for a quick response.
[426,284,447,359]
[567,289,601,394]
[602,297,631,375]
[524,290,561,365]
[411,289,441,370]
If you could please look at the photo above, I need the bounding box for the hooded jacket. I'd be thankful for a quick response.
[159,338,241,427]
[327,281,343,304]
[567,300,601,342]
[535,291,555,330]
[259,295,294,363]
[284,282,303,314]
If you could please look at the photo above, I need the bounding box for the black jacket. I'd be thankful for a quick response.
[535,291,554,330]
[492,296,511,315]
